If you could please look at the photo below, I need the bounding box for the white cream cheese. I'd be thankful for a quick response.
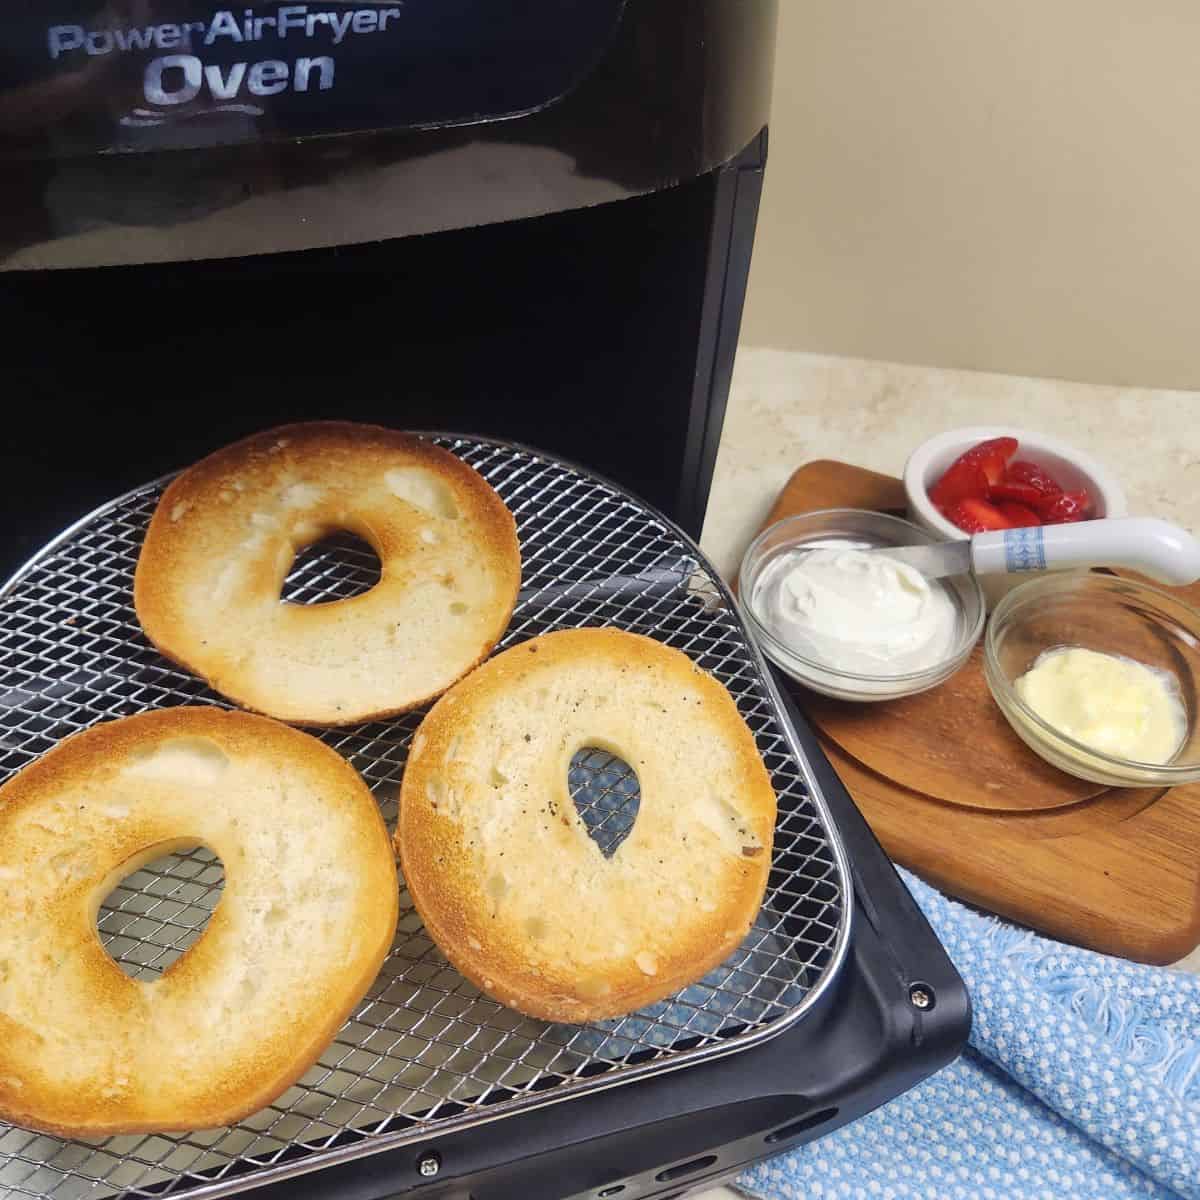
[752,545,958,676]
[1015,646,1187,764]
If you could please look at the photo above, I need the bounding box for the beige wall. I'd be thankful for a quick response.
[741,1,1200,389]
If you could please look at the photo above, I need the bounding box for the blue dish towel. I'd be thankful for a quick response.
[738,870,1200,1200]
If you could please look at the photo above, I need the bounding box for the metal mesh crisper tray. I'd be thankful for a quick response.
[0,436,851,1200]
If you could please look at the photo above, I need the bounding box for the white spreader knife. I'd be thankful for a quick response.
[873,517,1200,587]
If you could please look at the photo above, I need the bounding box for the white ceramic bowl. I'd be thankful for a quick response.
[903,425,1128,607]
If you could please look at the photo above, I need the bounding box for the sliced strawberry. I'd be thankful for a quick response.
[1040,489,1092,524]
[929,459,989,507]
[995,501,1042,527]
[944,497,1015,534]
[1005,460,1064,497]
[989,480,1043,506]
[928,436,1017,505]
[961,436,1019,486]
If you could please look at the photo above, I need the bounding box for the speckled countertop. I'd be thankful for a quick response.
[700,349,1200,585]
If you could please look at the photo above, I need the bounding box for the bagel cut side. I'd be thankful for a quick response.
[397,628,777,1023]
[135,422,521,725]
[0,707,398,1137]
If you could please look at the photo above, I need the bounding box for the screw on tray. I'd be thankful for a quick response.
[908,983,935,1011]
[418,1151,442,1178]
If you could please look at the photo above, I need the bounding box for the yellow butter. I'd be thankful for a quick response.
[1014,645,1186,764]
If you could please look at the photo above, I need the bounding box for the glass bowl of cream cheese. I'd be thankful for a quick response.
[984,572,1200,786]
[738,509,986,701]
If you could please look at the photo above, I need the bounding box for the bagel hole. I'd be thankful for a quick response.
[282,532,381,605]
[96,845,224,981]
[568,747,640,858]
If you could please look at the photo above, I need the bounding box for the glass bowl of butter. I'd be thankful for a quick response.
[738,509,986,701]
[984,572,1200,786]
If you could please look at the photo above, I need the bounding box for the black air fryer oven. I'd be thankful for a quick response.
[0,3,970,1197]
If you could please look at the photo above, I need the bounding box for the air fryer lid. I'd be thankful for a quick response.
[0,0,625,157]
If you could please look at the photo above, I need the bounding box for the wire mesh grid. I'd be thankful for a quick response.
[0,436,851,1200]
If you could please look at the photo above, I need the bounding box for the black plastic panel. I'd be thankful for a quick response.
[1,0,625,157]
[0,0,777,269]
[0,135,765,570]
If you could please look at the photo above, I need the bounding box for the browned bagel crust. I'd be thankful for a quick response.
[135,422,521,726]
[397,629,776,1023]
[0,707,398,1137]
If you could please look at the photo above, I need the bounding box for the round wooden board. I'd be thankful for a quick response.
[803,643,1105,812]
[753,461,1200,962]
[820,736,1163,838]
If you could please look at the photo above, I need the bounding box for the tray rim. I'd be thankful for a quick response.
[0,432,854,1200]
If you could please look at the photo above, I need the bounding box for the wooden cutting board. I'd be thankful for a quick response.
[756,460,1200,964]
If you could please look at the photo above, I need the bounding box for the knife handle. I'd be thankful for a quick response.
[971,517,1200,586]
